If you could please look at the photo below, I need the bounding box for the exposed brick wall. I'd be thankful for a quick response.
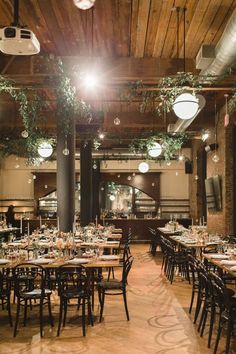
[206,107,236,235]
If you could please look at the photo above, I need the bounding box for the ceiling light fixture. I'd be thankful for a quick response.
[148,142,162,157]
[138,162,149,173]
[37,142,53,158]
[172,7,200,119]
[73,0,96,10]
[201,130,210,142]
[173,93,199,120]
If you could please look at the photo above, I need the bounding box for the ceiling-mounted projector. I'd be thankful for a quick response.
[0,0,40,56]
[0,26,40,55]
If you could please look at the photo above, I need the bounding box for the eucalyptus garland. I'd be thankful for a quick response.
[130,133,187,161]
[124,72,216,116]
[55,58,92,137]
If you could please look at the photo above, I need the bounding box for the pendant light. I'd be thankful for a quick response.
[172,7,199,119]
[148,142,162,158]
[138,161,149,173]
[212,99,219,163]
[38,141,53,158]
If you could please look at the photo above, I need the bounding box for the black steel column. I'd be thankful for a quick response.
[56,121,75,232]
[92,160,100,220]
[80,140,92,226]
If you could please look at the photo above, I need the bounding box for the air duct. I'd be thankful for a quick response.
[200,8,236,76]
[171,8,236,133]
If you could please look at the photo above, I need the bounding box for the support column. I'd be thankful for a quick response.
[92,160,100,221]
[80,140,92,226]
[56,122,75,232]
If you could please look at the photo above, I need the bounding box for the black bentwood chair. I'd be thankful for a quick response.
[13,263,53,337]
[0,269,12,327]
[56,265,93,337]
[97,255,133,322]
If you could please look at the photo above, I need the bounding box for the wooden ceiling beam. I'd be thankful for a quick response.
[0,55,197,85]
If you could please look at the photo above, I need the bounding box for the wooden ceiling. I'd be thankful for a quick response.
[0,0,236,148]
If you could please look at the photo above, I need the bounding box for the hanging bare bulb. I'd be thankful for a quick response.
[21,130,29,138]
[212,154,220,163]
[93,162,97,170]
[63,137,70,156]
[194,175,199,180]
[127,175,132,181]
[114,116,120,125]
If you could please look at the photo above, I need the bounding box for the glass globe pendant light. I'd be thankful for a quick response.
[148,142,162,158]
[37,141,53,158]
[73,0,96,10]
[173,93,199,120]
[138,162,149,173]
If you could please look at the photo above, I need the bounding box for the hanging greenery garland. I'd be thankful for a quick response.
[130,133,187,161]
[55,58,92,137]
[0,58,92,163]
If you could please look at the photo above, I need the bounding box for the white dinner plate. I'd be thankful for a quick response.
[0,259,10,265]
[220,260,236,265]
[230,265,236,271]
[67,258,91,264]
[208,254,230,260]
[31,258,53,264]
[99,255,120,261]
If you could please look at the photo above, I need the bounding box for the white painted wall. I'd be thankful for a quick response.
[0,148,190,201]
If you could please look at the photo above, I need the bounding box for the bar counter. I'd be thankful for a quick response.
[103,218,191,242]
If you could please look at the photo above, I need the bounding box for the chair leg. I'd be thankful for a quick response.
[87,297,94,326]
[189,288,195,314]
[7,296,13,327]
[214,321,223,354]
[13,299,21,337]
[57,299,63,336]
[208,305,215,348]
[23,299,28,326]
[123,290,130,321]
[198,301,206,332]
[225,318,233,354]
[47,296,54,327]
[39,299,44,337]
[99,291,105,322]
[193,292,202,324]
[82,297,86,336]
[63,299,67,327]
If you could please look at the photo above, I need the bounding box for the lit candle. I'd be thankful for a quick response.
[39,215,42,229]
[20,215,23,234]
[27,222,30,236]
[57,216,60,230]
[202,216,205,225]
[199,218,202,226]
[191,218,193,226]
[95,215,98,228]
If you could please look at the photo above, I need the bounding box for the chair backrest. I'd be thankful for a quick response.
[122,255,133,286]
[13,263,46,297]
[56,265,88,296]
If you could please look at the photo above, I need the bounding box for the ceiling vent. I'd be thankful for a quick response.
[196,45,215,70]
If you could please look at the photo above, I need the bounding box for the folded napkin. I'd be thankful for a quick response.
[31,258,53,264]
[106,241,119,244]
[99,255,120,261]
[0,259,10,265]
[208,254,230,260]
[220,260,236,265]
[230,265,236,271]
[67,258,91,264]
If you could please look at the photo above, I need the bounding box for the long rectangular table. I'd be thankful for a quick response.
[202,253,236,279]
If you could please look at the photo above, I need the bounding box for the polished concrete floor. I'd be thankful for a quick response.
[0,244,235,354]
